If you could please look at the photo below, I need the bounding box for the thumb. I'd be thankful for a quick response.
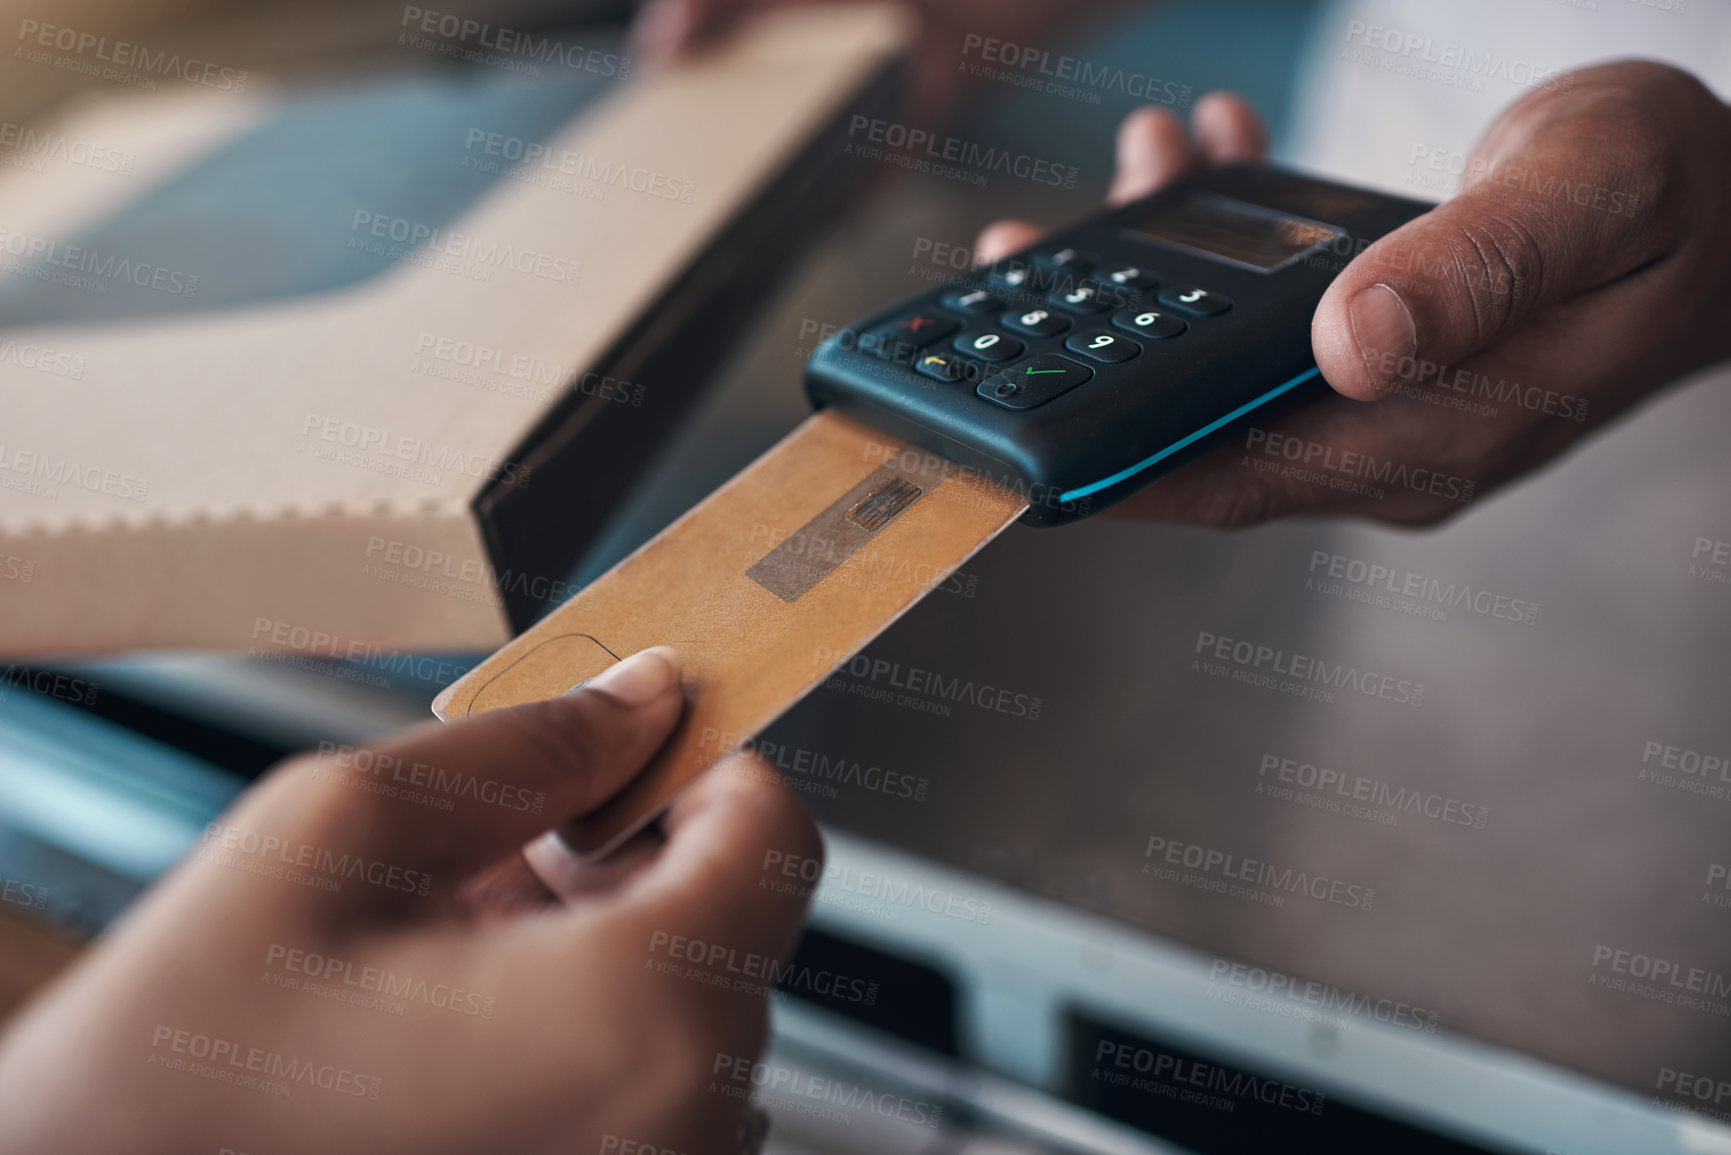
[1312,68,1678,401]
[243,647,687,918]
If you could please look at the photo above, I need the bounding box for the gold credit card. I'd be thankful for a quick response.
[433,410,1026,856]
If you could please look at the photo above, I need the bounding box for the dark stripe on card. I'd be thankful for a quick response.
[846,476,922,531]
[746,456,949,602]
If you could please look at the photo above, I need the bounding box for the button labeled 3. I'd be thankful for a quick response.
[1157,285,1232,317]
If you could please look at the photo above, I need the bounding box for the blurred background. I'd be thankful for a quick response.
[2,0,1729,1152]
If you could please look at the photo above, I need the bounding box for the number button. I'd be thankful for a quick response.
[859,313,958,362]
[1110,308,1187,340]
[913,350,970,382]
[1034,246,1097,271]
[976,354,1094,410]
[988,263,1033,292]
[941,288,1001,316]
[1048,283,1112,315]
[1157,285,1232,317]
[952,329,1025,363]
[1103,265,1159,290]
[1064,329,1141,363]
[1001,307,1070,337]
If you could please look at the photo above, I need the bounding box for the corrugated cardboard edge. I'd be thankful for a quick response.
[0,6,913,657]
[1,502,503,656]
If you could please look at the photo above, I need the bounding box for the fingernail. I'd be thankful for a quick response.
[581,647,681,707]
[1349,284,1416,393]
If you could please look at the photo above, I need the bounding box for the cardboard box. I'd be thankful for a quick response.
[0,5,909,657]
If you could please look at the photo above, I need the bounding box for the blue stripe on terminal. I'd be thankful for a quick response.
[1058,365,1323,503]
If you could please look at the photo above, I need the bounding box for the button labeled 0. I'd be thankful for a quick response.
[953,329,1025,363]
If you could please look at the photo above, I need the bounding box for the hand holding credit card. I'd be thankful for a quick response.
[436,160,1433,856]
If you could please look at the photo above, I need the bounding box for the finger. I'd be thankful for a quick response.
[522,824,665,902]
[1313,64,1687,402]
[1107,105,1196,205]
[1192,91,1269,164]
[973,219,1043,267]
[288,647,685,905]
[602,754,822,967]
[458,851,556,918]
[629,0,696,61]
[630,0,746,60]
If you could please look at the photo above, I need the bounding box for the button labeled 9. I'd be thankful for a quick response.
[1064,328,1141,363]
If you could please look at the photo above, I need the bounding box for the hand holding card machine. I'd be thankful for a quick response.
[805,164,1433,524]
[435,166,1433,859]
